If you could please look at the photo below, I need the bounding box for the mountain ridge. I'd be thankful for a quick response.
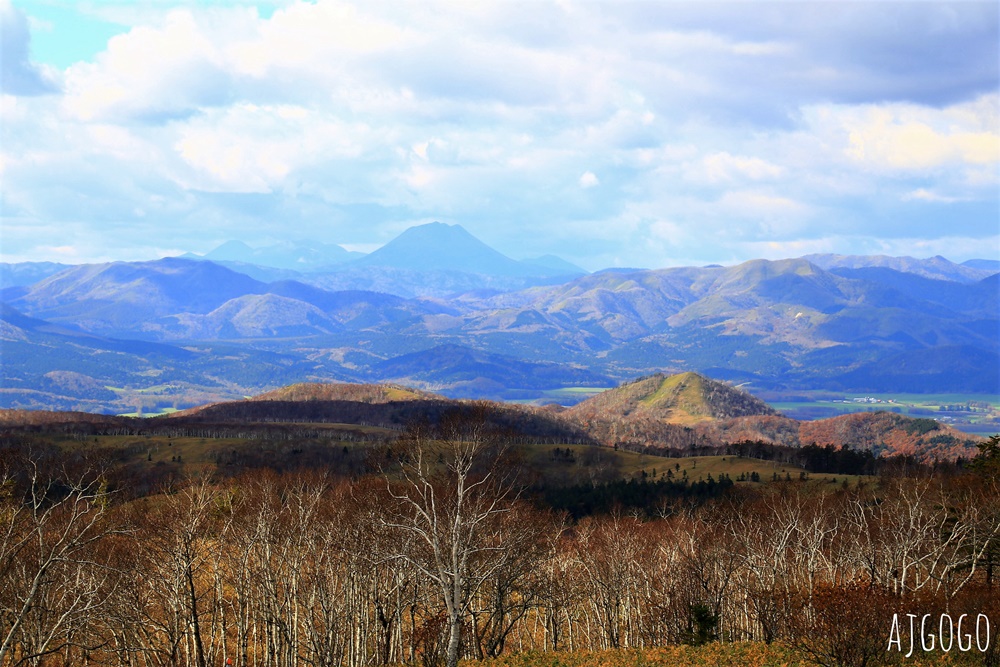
[3,226,997,410]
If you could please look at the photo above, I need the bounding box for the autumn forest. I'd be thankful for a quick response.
[1,399,999,667]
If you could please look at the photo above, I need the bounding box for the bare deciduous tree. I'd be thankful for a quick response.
[0,451,120,666]
[380,408,521,667]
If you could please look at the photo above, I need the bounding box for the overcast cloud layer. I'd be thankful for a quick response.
[1,0,998,269]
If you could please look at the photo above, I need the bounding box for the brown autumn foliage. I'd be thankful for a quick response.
[697,414,803,447]
[1,416,999,667]
[0,409,135,428]
[799,411,980,461]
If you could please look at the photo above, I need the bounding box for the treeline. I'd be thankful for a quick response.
[541,475,735,518]
[621,439,961,478]
[2,431,1000,667]
[166,400,592,444]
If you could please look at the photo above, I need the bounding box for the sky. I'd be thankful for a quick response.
[1,0,998,271]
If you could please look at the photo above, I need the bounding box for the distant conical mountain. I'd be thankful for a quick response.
[351,222,582,277]
[569,372,778,426]
[201,240,256,262]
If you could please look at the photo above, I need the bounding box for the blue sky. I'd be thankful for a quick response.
[1,0,997,270]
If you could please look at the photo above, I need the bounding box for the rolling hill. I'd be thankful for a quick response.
[562,372,981,461]
[249,382,438,403]
[569,372,778,425]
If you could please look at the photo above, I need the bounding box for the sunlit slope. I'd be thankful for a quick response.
[569,372,779,426]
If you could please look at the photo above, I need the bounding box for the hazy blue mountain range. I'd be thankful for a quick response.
[181,239,364,270]
[0,261,72,288]
[171,222,588,298]
[962,258,1000,273]
[803,253,995,283]
[2,223,997,411]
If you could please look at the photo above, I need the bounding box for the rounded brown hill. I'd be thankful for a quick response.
[569,372,779,426]
[165,382,443,420]
[798,411,981,461]
[249,382,440,403]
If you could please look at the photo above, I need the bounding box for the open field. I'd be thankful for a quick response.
[533,386,615,404]
[763,391,1000,413]
[117,407,180,417]
[37,432,863,489]
[761,391,1000,436]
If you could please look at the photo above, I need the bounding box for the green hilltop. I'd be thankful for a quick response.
[569,371,779,426]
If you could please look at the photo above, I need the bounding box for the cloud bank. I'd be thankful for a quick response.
[1,0,997,268]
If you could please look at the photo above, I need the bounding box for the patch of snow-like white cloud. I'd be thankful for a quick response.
[579,171,599,189]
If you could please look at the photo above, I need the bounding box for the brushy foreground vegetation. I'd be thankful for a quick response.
[1,407,999,667]
[473,643,990,667]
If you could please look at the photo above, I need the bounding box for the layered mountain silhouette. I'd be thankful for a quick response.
[0,261,71,289]
[2,223,997,411]
[184,239,363,270]
[804,253,994,283]
[374,343,612,396]
[177,223,587,298]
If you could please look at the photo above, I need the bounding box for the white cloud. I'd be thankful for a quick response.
[171,103,370,193]
[902,189,967,204]
[2,1,997,266]
[62,9,231,121]
[731,41,792,56]
[719,191,807,217]
[25,16,53,33]
[839,95,1000,171]
[740,238,841,261]
[227,1,409,78]
[697,152,784,183]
